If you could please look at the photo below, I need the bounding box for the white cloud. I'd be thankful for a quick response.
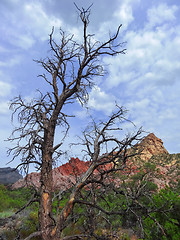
[0,55,22,67]
[88,87,116,114]
[74,108,89,120]
[113,3,134,29]
[13,34,35,50]
[0,1,64,50]
[0,101,9,114]
[95,2,180,153]
[0,81,12,97]
[103,9,180,89]
[95,0,135,42]
[147,3,178,28]
[23,2,63,41]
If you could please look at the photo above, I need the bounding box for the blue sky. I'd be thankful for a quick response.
[0,0,180,170]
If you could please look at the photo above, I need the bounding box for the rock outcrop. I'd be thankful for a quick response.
[0,167,23,185]
[12,133,174,190]
[137,133,168,161]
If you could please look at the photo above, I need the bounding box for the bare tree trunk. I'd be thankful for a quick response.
[39,160,53,239]
[39,131,54,240]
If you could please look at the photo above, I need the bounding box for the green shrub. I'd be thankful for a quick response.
[0,185,32,212]
[144,188,180,239]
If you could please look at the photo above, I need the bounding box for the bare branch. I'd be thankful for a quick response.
[22,231,42,240]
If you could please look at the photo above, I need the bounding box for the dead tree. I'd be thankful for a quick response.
[54,106,143,239]
[6,5,135,240]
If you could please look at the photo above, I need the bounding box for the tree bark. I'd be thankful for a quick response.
[39,129,55,240]
[39,163,54,239]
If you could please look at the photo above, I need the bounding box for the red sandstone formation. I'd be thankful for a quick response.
[12,158,89,190]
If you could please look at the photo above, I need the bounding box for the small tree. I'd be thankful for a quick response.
[7,5,142,240]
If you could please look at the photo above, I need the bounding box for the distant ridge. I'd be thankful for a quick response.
[0,167,23,185]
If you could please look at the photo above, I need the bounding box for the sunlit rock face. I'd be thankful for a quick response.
[0,167,23,185]
[136,133,169,161]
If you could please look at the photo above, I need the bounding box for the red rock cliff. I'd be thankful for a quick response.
[12,158,89,191]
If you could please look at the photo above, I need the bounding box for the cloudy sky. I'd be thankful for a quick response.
[0,0,180,170]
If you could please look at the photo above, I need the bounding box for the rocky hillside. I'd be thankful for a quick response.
[0,167,23,185]
[12,133,179,190]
